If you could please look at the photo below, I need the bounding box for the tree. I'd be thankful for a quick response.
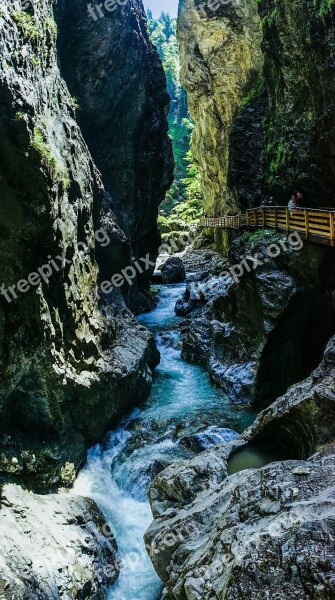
[147,11,203,216]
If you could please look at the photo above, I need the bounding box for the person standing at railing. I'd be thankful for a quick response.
[288,194,298,210]
[296,191,304,207]
[268,197,276,206]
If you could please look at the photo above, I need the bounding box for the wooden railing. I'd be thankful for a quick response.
[200,215,247,230]
[246,207,335,245]
[200,207,335,246]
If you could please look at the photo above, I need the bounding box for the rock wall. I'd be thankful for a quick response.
[177,235,335,405]
[56,0,174,311]
[260,0,335,205]
[178,0,335,233]
[0,484,118,598]
[145,337,335,599]
[0,0,160,492]
[177,0,264,217]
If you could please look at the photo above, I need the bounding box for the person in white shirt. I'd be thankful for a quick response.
[288,194,297,209]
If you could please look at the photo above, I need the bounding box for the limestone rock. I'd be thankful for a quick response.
[0,484,118,599]
[161,257,186,284]
[177,0,264,250]
[180,426,239,453]
[259,0,335,204]
[179,233,335,405]
[145,337,335,598]
[146,449,335,599]
[56,0,174,311]
[0,0,159,490]
[178,0,335,240]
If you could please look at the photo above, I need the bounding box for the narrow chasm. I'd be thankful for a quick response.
[0,0,335,599]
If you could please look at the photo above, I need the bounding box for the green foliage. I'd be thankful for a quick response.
[30,55,40,68]
[242,77,265,107]
[147,10,203,218]
[31,127,58,175]
[313,0,334,17]
[268,142,293,182]
[12,10,57,39]
[12,11,57,70]
[260,9,278,29]
[147,10,182,113]
[12,11,42,40]
[31,126,69,191]
[159,147,203,232]
[181,149,202,203]
[150,286,161,296]
[45,16,57,36]
[15,111,26,121]
[70,96,80,109]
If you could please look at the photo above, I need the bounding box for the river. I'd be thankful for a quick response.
[72,283,256,599]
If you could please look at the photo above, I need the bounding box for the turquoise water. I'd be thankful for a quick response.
[72,284,256,599]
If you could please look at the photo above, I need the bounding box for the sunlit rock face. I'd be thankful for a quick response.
[145,337,335,599]
[177,0,264,225]
[178,0,335,244]
[56,0,174,310]
[177,236,335,406]
[0,484,118,598]
[0,0,159,491]
[259,0,335,205]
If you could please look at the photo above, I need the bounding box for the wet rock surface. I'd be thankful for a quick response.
[178,235,335,405]
[0,484,118,599]
[177,0,263,218]
[145,337,335,599]
[180,426,239,453]
[161,257,186,284]
[56,0,174,311]
[259,0,335,204]
[0,0,160,491]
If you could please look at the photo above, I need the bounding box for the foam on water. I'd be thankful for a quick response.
[72,410,163,600]
[72,283,256,599]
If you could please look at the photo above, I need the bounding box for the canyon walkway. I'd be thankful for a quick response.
[200,207,335,246]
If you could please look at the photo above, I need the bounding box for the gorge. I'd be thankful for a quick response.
[0,0,334,598]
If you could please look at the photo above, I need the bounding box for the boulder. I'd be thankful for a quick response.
[0,484,118,598]
[145,337,335,598]
[179,234,335,406]
[161,258,186,284]
[146,448,335,599]
[180,426,239,453]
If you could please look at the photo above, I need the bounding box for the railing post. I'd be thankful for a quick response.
[274,207,278,229]
[304,209,309,239]
[261,208,265,227]
[330,212,335,246]
[286,208,289,231]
